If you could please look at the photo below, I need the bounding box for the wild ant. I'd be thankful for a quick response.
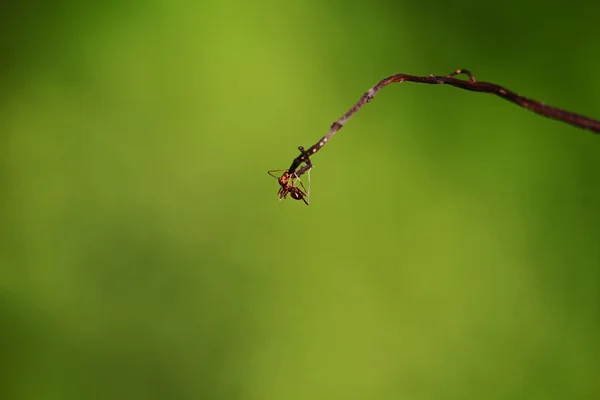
[267,168,311,206]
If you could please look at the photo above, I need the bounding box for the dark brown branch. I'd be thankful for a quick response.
[287,69,600,176]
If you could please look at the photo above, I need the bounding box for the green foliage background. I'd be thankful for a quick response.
[1,1,599,399]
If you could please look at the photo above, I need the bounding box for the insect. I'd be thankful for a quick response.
[267,168,311,205]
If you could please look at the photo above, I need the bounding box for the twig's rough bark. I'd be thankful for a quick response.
[287,70,600,176]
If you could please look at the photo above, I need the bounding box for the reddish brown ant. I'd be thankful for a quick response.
[267,169,310,205]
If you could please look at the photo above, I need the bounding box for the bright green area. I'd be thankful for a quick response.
[1,1,599,399]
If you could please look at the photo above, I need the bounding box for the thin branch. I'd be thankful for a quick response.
[287,70,600,177]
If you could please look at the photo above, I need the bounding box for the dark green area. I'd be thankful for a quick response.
[1,0,599,398]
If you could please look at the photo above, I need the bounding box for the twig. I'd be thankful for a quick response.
[286,69,600,177]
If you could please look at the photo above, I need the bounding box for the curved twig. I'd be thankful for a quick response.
[287,70,600,176]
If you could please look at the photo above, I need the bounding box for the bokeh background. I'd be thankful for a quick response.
[1,0,599,399]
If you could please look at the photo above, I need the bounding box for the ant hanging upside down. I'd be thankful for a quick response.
[268,147,313,205]
[267,169,311,205]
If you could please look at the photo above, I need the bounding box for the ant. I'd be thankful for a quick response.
[267,168,311,205]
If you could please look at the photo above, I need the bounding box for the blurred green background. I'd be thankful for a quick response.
[1,0,599,399]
